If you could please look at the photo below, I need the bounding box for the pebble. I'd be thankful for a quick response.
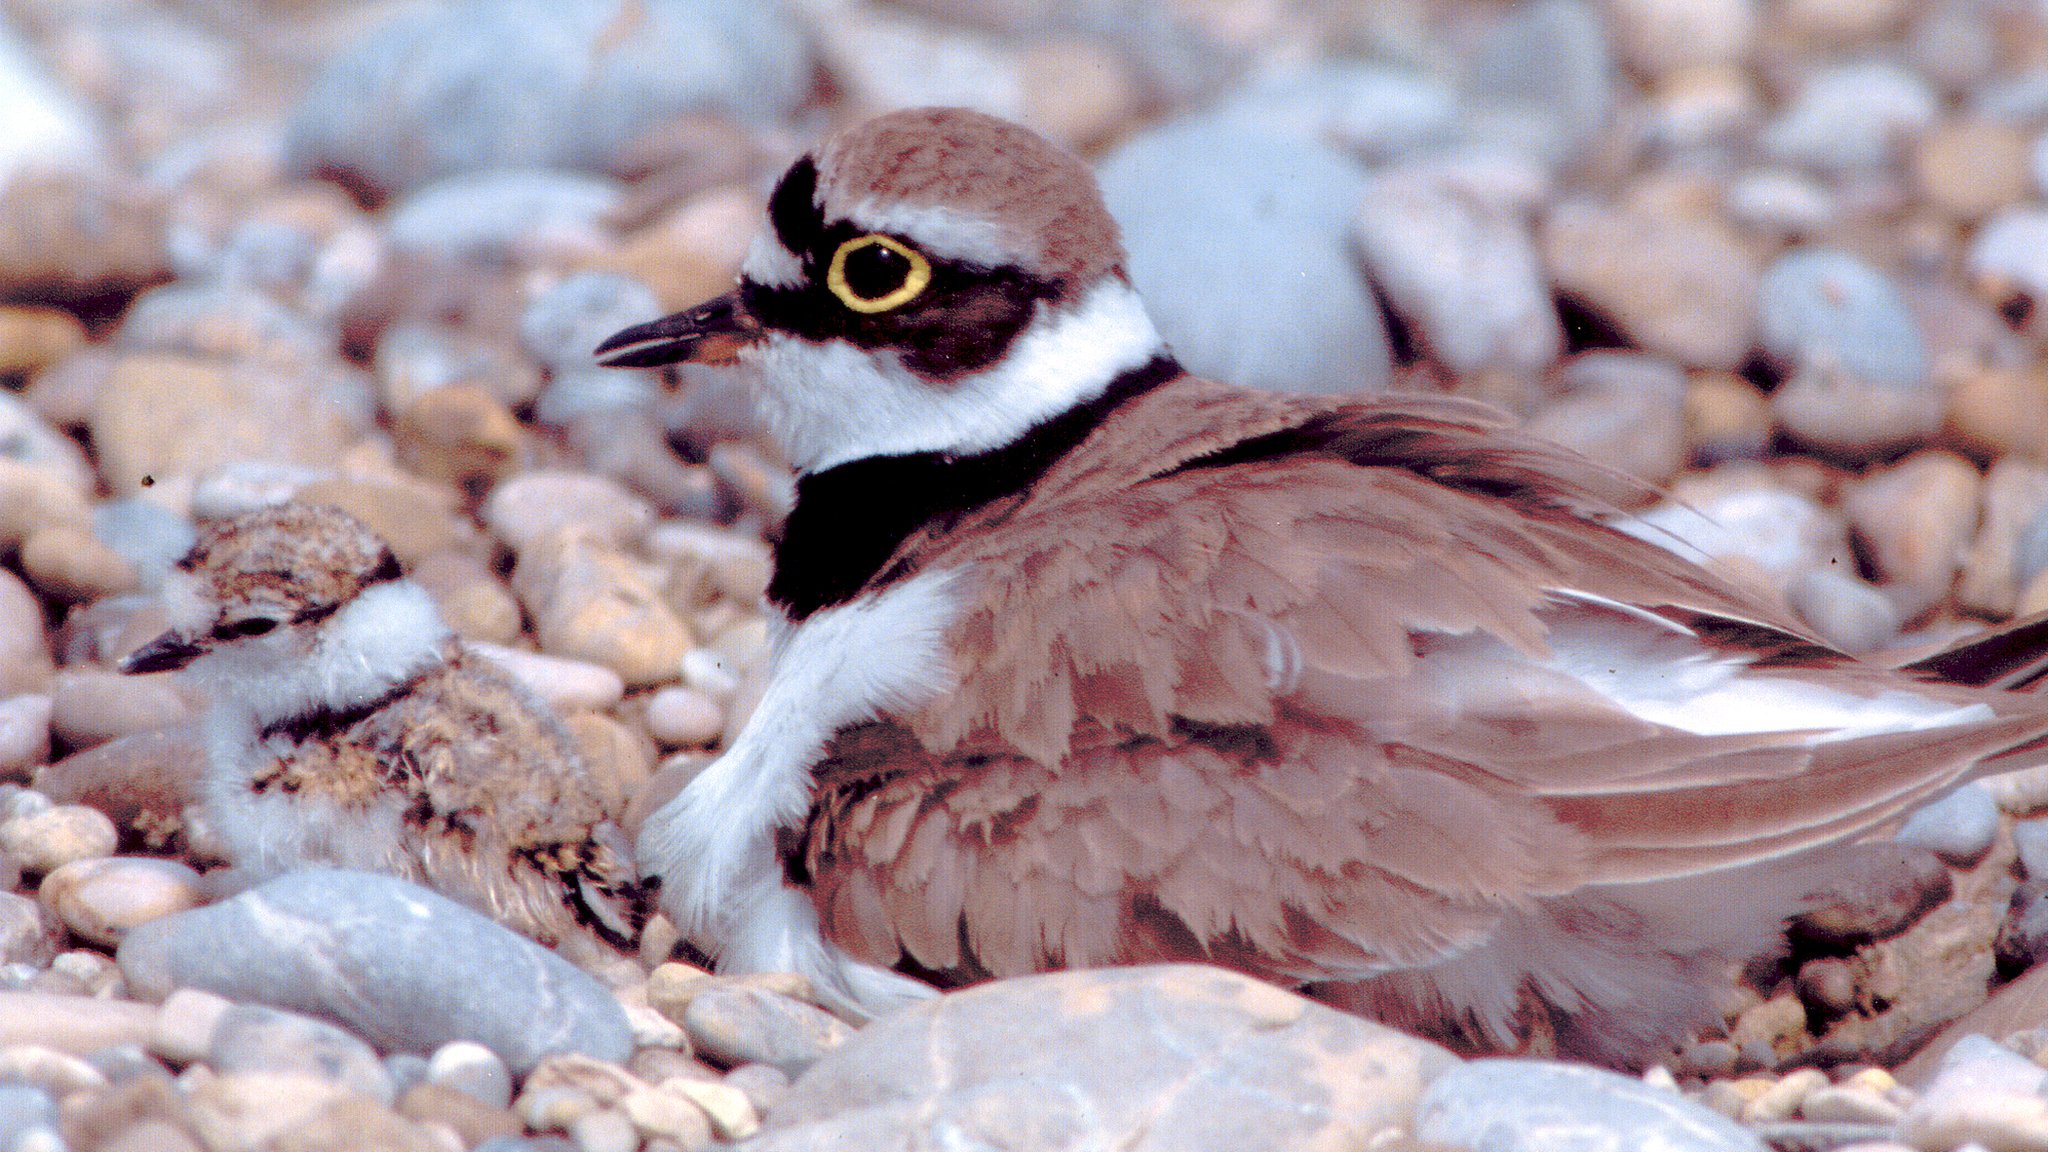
[1896,783,2002,866]
[283,0,813,198]
[1759,248,1929,391]
[1622,473,1850,594]
[1604,0,1756,76]
[1354,158,1559,378]
[208,1003,393,1102]
[1970,207,2048,307]
[468,645,626,714]
[1096,117,1390,395]
[38,856,203,948]
[428,1041,514,1111]
[677,984,851,1078]
[1419,1059,1764,1151]
[1839,450,1978,616]
[1761,60,1939,172]
[521,272,664,377]
[1725,167,1837,236]
[748,965,1454,1151]
[621,1084,714,1147]
[0,992,156,1054]
[1946,367,2048,463]
[149,988,233,1066]
[184,1070,354,1152]
[1915,117,2030,221]
[485,472,655,555]
[374,323,544,414]
[399,1083,523,1149]
[568,1106,638,1152]
[48,667,195,751]
[1900,1034,2048,1151]
[115,869,634,1074]
[0,895,59,969]
[1788,569,1901,655]
[0,802,116,875]
[409,550,523,647]
[1525,352,1686,485]
[0,169,169,304]
[93,500,197,591]
[0,695,51,780]
[0,1085,56,1152]
[643,687,724,749]
[0,308,86,378]
[391,385,527,495]
[1461,0,1613,166]
[19,523,141,604]
[1960,457,2048,617]
[0,1045,106,1097]
[0,571,54,700]
[1542,199,1759,370]
[513,530,692,687]
[660,1080,755,1142]
[590,185,759,314]
[1803,1083,1906,1125]
[2015,819,2048,880]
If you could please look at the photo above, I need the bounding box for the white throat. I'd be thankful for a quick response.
[748,277,1166,473]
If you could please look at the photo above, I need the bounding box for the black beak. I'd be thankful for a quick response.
[120,630,205,674]
[594,293,757,369]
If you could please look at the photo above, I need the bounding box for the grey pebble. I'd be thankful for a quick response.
[283,0,813,198]
[0,892,59,971]
[1097,117,1388,396]
[1762,60,1938,172]
[1416,1059,1766,1152]
[428,1040,514,1111]
[1970,207,2048,303]
[1895,783,2000,865]
[1758,248,1928,390]
[1900,1034,2048,1150]
[115,868,633,1074]
[384,169,621,263]
[209,1002,394,1103]
[1787,568,1901,656]
[384,1053,431,1098]
[1461,0,1613,167]
[91,500,195,591]
[521,271,663,377]
[0,1084,57,1152]
[682,984,850,1078]
[2014,818,2048,881]
[1208,63,1458,161]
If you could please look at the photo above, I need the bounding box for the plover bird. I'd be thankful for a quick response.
[598,106,2048,1061]
[122,503,652,962]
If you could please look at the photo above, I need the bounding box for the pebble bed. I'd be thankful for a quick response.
[8,0,2048,1148]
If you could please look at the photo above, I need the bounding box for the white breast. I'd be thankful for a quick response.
[637,567,962,1002]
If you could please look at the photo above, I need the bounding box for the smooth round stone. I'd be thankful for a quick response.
[375,323,544,413]
[520,271,662,376]
[1460,0,1613,166]
[0,169,168,304]
[1604,0,1756,75]
[1418,1060,1763,1151]
[1916,118,2029,221]
[0,992,156,1054]
[1725,168,1836,236]
[0,289,84,360]
[590,184,760,314]
[1207,63,1458,161]
[1969,207,2048,303]
[0,803,116,875]
[0,570,54,699]
[284,0,812,198]
[747,966,1453,1152]
[429,1041,514,1111]
[0,457,91,556]
[0,1045,105,1098]
[1525,352,1685,485]
[1900,1035,2048,1151]
[391,384,528,493]
[1621,477,1849,594]
[209,1002,393,1102]
[1097,117,1389,395]
[1773,359,1944,460]
[149,987,233,1066]
[1758,248,1928,389]
[0,1085,56,1152]
[31,722,206,841]
[1354,161,1559,377]
[1761,60,1938,172]
[1960,458,2048,617]
[562,713,654,822]
[399,1083,523,1148]
[2013,819,2048,881]
[19,524,140,604]
[0,695,51,780]
[1946,367,2048,462]
[92,500,197,591]
[116,869,633,1074]
[643,687,723,749]
[0,395,92,501]
[410,551,523,647]
[90,353,374,494]
[0,12,101,184]
[1683,371,1770,463]
[49,668,194,751]
[468,645,625,714]
[1896,783,2000,866]
[1642,63,1762,150]
[1786,569,1900,655]
[1839,451,1979,616]
[514,532,692,687]
[1738,1067,1828,1124]
[0,894,60,969]
[38,856,203,948]
[485,472,653,554]
[1801,1083,1905,1125]
[116,279,336,369]
[724,1063,791,1115]
[1542,200,1759,370]
[184,1071,353,1152]
[569,1106,638,1152]
[679,985,850,1078]
[622,1085,714,1146]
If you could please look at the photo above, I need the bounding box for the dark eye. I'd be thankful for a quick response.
[215,617,279,640]
[827,234,931,313]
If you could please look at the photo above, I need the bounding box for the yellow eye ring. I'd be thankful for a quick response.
[826,234,931,314]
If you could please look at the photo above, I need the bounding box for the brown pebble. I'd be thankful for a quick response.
[0,306,87,376]
[392,384,527,496]
[48,668,195,751]
[397,1083,523,1147]
[20,524,140,604]
[408,550,523,646]
[270,1095,444,1152]
[0,992,156,1054]
[1915,118,2031,221]
[1798,957,1862,1019]
[564,711,655,822]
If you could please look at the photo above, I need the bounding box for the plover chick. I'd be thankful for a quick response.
[123,502,653,963]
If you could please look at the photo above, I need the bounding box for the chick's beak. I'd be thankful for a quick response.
[594,292,758,369]
[120,629,205,675]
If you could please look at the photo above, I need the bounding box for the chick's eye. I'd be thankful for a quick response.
[216,617,278,639]
[827,235,931,314]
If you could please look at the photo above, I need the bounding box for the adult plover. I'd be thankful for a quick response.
[598,106,2048,1061]
[122,503,652,962]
